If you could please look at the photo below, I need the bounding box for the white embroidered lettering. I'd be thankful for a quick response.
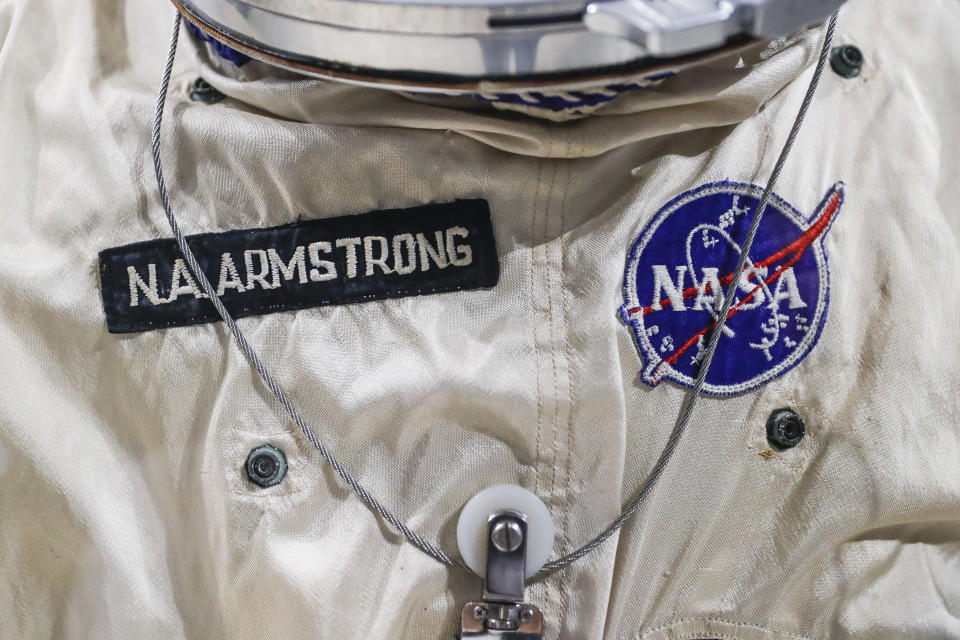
[127,263,163,307]
[167,258,208,302]
[244,249,275,290]
[392,233,417,275]
[336,237,362,279]
[416,231,449,271]
[736,266,768,311]
[364,236,393,276]
[770,267,807,310]
[99,199,497,333]
[446,227,473,267]
[692,267,724,311]
[308,241,336,282]
[650,265,687,311]
[267,246,308,287]
[216,252,246,296]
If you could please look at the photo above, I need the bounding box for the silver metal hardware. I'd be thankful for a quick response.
[490,517,524,554]
[459,510,544,639]
[459,603,544,638]
[483,511,527,602]
[173,0,845,92]
[584,0,845,57]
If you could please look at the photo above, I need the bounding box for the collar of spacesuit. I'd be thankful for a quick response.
[183,25,824,159]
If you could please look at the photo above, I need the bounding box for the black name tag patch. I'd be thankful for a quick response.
[98,200,499,333]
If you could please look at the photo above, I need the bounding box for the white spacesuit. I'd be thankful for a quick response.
[0,0,958,638]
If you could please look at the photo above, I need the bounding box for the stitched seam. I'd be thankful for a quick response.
[556,144,577,639]
[540,147,565,634]
[544,157,562,510]
[531,158,547,498]
[560,146,576,545]
[630,618,822,640]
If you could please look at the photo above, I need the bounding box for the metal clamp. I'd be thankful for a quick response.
[459,511,544,639]
[584,0,847,57]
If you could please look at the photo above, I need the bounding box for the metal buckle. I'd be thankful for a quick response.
[459,511,544,639]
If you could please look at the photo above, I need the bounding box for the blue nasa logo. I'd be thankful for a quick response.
[620,181,844,395]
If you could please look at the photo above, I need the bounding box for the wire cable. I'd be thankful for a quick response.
[540,12,838,575]
[151,10,838,577]
[152,13,464,569]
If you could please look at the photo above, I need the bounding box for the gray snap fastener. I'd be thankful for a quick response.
[766,408,806,450]
[830,45,863,79]
[189,77,226,104]
[245,444,287,488]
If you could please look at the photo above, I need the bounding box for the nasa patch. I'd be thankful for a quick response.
[619,181,844,396]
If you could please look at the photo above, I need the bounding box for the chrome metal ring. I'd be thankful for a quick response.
[175,0,845,91]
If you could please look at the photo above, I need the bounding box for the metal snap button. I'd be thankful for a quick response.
[245,444,287,488]
[189,77,226,104]
[766,408,806,450]
[830,45,864,79]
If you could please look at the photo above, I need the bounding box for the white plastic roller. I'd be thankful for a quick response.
[456,484,555,579]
